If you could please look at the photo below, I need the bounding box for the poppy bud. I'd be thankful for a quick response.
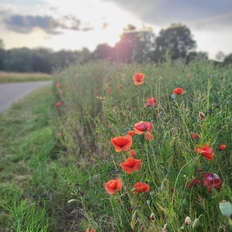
[185,216,191,225]
[192,217,201,229]
[219,201,232,217]
[199,112,206,120]
[150,213,155,220]
[219,144,227,151]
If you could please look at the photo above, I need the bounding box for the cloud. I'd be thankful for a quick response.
[106,0,232,31]
[2,13,95,34]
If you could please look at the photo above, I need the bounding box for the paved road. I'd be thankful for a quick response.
[0,81,52,113]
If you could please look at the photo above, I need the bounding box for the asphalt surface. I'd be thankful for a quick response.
[0,81,52,113]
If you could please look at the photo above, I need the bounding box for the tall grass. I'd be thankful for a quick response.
[53,59,232,231]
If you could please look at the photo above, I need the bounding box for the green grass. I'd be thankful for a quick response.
[0,86,74,232]
[1,59,232,232]
[0,71,51,84]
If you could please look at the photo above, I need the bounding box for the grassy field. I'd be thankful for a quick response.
[1,59,232,232]
[52,59,232,231]
[0,71,51,84]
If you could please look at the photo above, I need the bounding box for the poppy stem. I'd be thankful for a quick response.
[171,156,200,204]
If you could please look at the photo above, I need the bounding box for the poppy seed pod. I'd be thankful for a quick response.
[219,201,232,217]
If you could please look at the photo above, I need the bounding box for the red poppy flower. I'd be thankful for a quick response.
[191,133,200,139]
[108,89,112,94]
[219,144,226,151]
[173,87,184,95]
[128,131,136,137]
[104,178,122,194]
[56,83,61,88]
[203,172,221,191]
[196,143,214,160]
[133,73,145,85]
[111,135,132,152]
[120,157,142,174]
[132,182,150,193]
[56,102,62,107]
[128,149,137,157]
[86,228,95,232]
[186,179,202,188]
[133,121,153,134]
[145,98,157,107]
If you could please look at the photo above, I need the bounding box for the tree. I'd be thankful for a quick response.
[0,39,4,49]
[223,53,232,65]
[216,51,225,62]
[93,43,113,60]
[151,23,196,62]
[186,51,208,64]
[113,25,155,63]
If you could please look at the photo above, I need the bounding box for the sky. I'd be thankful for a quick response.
[0,0,232,60]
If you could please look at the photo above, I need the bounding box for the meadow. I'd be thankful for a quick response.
[52,59,232,231]
[0,71,51,84]
[0,58,232,232]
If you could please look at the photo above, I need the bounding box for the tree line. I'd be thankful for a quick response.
[0,23,232,73]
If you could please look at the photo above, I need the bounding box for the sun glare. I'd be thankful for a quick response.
[42,0,142,49]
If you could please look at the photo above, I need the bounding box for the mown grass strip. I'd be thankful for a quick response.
[0,71,51,84]
[0,86,64,231]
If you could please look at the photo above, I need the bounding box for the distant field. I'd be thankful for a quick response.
[0,71,51,84]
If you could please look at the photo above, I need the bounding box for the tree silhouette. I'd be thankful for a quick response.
[93,43,113,60]
[151,23,196,62]
[0,39,4,49]
[223,53,232,65]
[113,25,155,62]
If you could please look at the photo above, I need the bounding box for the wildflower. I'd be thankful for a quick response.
[56,83,61,88]
[97,96,104,102]
[108,89,112,94]
[120,157,142,174]
[118,84,123,89]
[145,98,157,107]
[186,179,202,188]
[191,133,200,139]
[173,87,184,95]
[219,201,232,217]
[132,182,150,193]
[128,131,136,137]
[185,216,192,225]
[128,149,137,157]
[219,144,226,151]
[104,178,122,194]
[111,135,132,152]
[198,112,206,120]
[86,228,95,232]
[144,131,154,140]
[196,143,214,160]
[133,121,153,134]
[56,102,62,107]
[133,73,145,85]
[203,172,221,191]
